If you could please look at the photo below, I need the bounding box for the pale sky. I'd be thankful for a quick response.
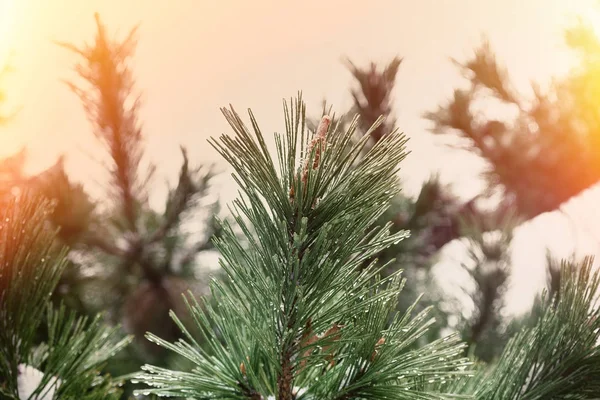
[1,0,600,315]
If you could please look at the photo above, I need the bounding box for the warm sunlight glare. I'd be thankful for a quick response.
[0,0,15,67]
[580,0,600,37]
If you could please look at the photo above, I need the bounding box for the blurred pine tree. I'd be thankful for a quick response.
[0,14,223,398]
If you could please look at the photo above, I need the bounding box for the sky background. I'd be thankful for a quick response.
[1,0,600,315]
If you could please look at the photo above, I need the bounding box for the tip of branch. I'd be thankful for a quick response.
[341,56,358,73]
[179,145,188,158]
[316,115,331,139]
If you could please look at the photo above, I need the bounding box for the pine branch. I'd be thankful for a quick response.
[425,35,600,220]
[57,13,151,233]
[329,58,499,269]
[0,193,67,391]
[453,257,600,399]
[0,192,131,399]
[149,146,214,245]
[454,209,517,360]
[344,57,402,147]
[50,18,221,374]
[134,94,471,399]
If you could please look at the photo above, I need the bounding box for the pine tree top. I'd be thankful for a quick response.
[135,95,473,399]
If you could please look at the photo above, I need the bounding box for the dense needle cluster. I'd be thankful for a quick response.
[0,193,131,399]
[134,95,473,399]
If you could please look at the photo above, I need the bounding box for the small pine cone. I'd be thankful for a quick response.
[301,115,332,184]
[289,115,332,202]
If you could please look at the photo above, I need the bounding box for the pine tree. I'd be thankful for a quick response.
[0,192,131,399]
[0,13,223,397]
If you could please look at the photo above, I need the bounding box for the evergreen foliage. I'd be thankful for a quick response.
[133,95,600,399]
[3,9,600,400]
[4,94,600,399]
[0,193,131,399]
[0,16,223,398]
[424,26,600,221]
[0,13,221,381]
[421,12,600,360]
[134,96,473,399]
[447,257,600,399]
[316,56,518,360]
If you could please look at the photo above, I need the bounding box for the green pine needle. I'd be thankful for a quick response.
[0,192,132,399]
[135,94,471,399]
